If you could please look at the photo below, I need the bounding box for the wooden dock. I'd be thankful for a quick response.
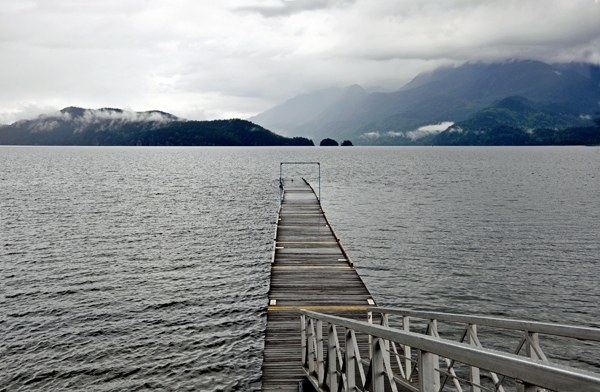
[261,178,376,391]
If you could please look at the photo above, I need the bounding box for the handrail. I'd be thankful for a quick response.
[370,307,600,341]
[300,309,600,392]
[280,162,320,202]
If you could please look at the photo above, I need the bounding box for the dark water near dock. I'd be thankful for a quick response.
[2,146,599,391]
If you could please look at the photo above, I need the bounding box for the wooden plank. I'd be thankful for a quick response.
[261,178,377,391]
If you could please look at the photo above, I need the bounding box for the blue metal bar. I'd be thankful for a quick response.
[280,162,321,204]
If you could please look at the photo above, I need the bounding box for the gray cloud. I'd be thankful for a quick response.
[237,0,356,17]
[0,0,599,124]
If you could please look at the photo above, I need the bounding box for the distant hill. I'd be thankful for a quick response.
[424,124,600,146]
[0,107,314,146]
[249,60,600,145]
[422,97,600,145]
[449,96,586,131]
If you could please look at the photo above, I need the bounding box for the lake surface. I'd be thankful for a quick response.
[2,146,599,391]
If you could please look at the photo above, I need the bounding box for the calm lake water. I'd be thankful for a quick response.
[2,146,599,391]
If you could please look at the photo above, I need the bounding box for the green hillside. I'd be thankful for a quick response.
[0,107,314,146]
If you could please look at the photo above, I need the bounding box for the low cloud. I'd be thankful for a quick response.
[74,109,177,124]
[360,131,380,139]
[447,126,464,133]
[386,121,454,140]
[0,104,59,125]
[23,108,179,133]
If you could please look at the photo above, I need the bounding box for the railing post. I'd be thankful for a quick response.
[308,318,315,375]
[301,315,307,366]
[345,327,355,392]
[372,337,385,392]
[419,349,437,392]
[368,310,373,360]
[516,379,538,392]
[317,319,324,389]
[428,319,441,391]
[403,315,412,379]
[468,324,481,392]
[526,332,540,359]
[328,324,338,392]
[382,313,391,369]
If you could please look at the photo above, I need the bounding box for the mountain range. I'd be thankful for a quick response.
[0,107,314,146]
[249,60,600,145]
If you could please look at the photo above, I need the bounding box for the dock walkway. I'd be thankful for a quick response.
[261,178,376,391]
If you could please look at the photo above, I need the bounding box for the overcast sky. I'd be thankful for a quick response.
[1,0,599,124]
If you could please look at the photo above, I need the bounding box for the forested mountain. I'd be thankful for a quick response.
[249,60,600,145]
[0,107,314,146]
[422,97,600,146]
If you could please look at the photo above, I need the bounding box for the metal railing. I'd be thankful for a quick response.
[300,309,600,392]
[280,162,320,203]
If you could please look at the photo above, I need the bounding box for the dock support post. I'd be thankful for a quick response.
[345,328,355,392]
[301,315,307,366]
[382,313,391,375]
[372,337,385,392]
[468,324,481,392]
[317,319,324,389]
[328,324,338,391]
[428,319,441,391]
[368,311,373,360]
[419,350,437,392]
[308,319,315,375]
[403,315,412,380]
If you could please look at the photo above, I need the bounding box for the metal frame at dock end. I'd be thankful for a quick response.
[280,162,320,203]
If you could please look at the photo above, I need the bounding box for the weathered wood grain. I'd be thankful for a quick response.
[261,178,376,391]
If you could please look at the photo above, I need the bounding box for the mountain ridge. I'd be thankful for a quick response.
[249,60,600,145]
[0,107,314,146]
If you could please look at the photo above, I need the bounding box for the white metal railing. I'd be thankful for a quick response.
[371,307,600,392]
[300,309,600,392]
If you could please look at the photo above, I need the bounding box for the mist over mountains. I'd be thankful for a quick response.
[2,60,599,147]
[0,107,314,146]
[249,60,600,145]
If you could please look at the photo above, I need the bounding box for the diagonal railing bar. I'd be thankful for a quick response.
[351,329,368,388]
[438,325,469,392]
[435,368,497,392]
[462,328,507,392]
[332,326,344,370]
[301,310,600,392]
[364,359,373,391]
[379,338,400,392]
[371,307,600,391]
[331,327,349,392]
[431,327,465,392]
[525,332,549,362]
[490,335,529,390]
[390,340,407,378]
